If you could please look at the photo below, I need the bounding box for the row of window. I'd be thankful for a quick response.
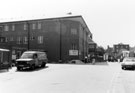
[3,22,42,31]
[0,36,44,44]
[3,24,78,35]
[115,45,129,49]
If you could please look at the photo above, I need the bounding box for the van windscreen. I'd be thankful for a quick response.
[20,53,33,59]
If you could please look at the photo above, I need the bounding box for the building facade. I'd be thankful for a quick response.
[0,16,93,62]
[114,43,130,53]
[113,43,130,61]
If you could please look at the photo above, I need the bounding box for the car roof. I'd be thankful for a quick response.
[123,57,135,61]
[124,57,135,59]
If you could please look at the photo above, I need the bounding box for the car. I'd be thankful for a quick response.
[16,51,48,71]
[121,57,135,70]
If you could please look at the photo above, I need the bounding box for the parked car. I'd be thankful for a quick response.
[16,51,48,71]
[121,57,135,70]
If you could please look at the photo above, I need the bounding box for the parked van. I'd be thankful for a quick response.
[16,51,48,70]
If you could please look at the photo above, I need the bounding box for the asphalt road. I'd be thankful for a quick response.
[0,62,134,93]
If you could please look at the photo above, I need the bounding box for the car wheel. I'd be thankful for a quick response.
[41,62,46,68]
[122,67,125,70]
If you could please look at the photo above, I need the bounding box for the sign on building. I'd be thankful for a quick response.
[69,50,78,56]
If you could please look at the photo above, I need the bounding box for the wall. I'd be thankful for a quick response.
[0,17,91,62]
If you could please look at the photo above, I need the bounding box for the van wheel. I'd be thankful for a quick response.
[41,62,46,68]
[31,65,35,70]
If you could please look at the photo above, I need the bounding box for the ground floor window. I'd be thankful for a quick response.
[38,36,43,44]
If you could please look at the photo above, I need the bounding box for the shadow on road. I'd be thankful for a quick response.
[0,69,9,73]
[16,66,49,72]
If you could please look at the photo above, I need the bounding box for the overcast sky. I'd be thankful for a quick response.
[0,0,135,48]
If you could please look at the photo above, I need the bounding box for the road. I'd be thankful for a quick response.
[0,62,135,93]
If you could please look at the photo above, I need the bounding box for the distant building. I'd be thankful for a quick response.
[129,47,135,57]
[113,43,130,61]
[0,15,93,62]
[114,43,130,53]
[104,46,114,61]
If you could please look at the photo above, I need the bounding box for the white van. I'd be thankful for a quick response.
[16,51,48,70]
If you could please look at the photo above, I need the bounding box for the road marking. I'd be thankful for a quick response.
[107,70,121,93]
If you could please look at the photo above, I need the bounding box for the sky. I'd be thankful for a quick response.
[0,0,135,48]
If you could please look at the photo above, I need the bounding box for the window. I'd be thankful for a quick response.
[38,22,41,29]
[24,23,27,30]
[126,45,129,49]
[38,36,43,44]
[12,25,15,31]
[32,23,36,30]
[17,37,21,44]
[23,37,28,44]
[116,45,118,49]
[71,43,77,50]
[4,25,9,31]
[71,28,77,35]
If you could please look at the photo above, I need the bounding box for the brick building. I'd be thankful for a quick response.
[0,16,93,62]
[113,43,130,61]
[113,43,130,53]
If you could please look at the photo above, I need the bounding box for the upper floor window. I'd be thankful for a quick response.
[38,36,43,44]
[23,37,28,44]
[120,45,123,49]
[24,23,27,30]
[17,37,21,44]
[12,25,15,31]
[71,28,77,35]
[38,22,42,29]
[116,46,119,49]
[4,25,9,31]
[71,43,77,50]
[125,45,129,49]
[32,23,36,30]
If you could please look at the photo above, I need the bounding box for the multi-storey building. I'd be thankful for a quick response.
[113,43,130,61]
[0,16,93,62]
[114,43,130,53]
